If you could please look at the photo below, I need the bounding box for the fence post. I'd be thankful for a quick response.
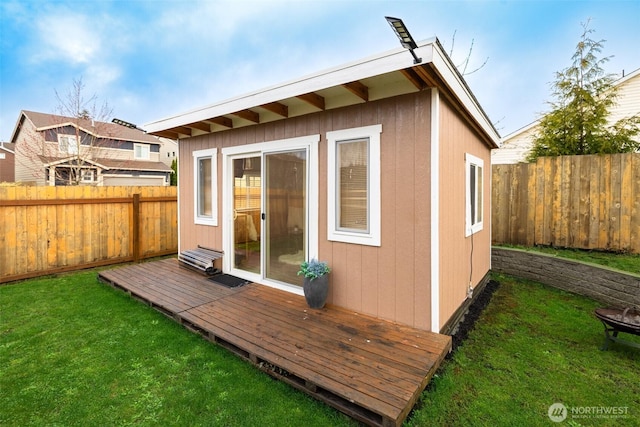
[132,193,140,262]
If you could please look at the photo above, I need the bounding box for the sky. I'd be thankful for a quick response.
[1,0,639,142]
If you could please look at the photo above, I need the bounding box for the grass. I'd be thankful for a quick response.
[496,244,640,274]
[2,268,639,426]
[410,274,640,427]
[0,271,354,427]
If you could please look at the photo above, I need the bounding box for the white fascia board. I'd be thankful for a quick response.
[430,42,501,146]
[144,40,437,133]
[501,120,540,143]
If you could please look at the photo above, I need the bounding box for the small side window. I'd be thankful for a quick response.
[465,153,484,236]
[193,148,218,226]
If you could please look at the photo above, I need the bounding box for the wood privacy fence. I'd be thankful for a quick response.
[0,186,177,283]
[492,153,640,254]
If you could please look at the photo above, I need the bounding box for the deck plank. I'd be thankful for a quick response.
[98,258,451,427]
[211,287,430,393]
[184,299,413,410]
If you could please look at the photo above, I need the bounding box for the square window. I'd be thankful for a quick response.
[134,143,150,160]
[81,169,95,182]
[58,135,78,155]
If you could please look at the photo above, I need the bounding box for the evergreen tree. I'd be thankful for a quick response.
[528,22,640,162]
[170,158,178,186]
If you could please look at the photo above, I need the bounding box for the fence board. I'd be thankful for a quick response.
[492,153,640,254]
[632,154,640,248]
[0,186,178,283]
[588,155,601,248]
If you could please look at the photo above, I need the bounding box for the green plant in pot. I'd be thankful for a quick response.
[297,259,330,309]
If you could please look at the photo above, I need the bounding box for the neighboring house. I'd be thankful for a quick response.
[493,67,640,164]
[145,38,500,334]
[158,137,178,168]
[113,117,178,168]
[11,110,173,186]
[0,142,15,182]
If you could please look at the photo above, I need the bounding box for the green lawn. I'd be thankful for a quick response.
[1,268,638,426]
[410,274,640,427]
[0,271,354,427]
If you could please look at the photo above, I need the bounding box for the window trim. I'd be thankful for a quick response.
[327,124,382,247]
[465,153,484,236]
[134,143,151,160]
[193,148,218,226]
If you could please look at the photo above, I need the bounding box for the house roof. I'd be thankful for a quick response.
[0,142,15,153]
[39,156,172,172]
[145,38,500,149]
[12,110,161,145]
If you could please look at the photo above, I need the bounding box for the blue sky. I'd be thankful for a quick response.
[1,0,639,142]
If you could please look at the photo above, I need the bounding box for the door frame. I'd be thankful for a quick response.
[221,134,320,295]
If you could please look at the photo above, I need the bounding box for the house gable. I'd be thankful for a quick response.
[11,110,171,186]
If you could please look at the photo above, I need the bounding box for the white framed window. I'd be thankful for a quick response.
[134,143,150,160]
[193,148,218,226]
[81,169,96,182]
[327,124,381,246]
[0,153,5,159]
[58,134,78,155]
[465,153,484,236]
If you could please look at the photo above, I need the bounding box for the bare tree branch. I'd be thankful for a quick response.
[445,32,489,76]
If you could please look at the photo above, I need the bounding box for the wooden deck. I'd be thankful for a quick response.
[98,258,451,427]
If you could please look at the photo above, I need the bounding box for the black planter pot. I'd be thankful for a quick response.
[302,275,329,309]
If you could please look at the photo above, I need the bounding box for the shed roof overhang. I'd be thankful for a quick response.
[145,38,500,148]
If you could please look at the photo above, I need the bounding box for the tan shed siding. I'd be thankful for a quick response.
[438,98,492,328]
[179,91,433,330]
[178,134,222,253]
[321,93,433,329]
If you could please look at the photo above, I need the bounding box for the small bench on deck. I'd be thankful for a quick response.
[178,246,223,276]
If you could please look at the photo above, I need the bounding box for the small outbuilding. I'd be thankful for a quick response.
[145,37,499,333]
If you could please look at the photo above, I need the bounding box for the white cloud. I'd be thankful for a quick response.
[33,11,100,64]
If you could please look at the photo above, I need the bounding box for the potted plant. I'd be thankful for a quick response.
[297,259,331,309]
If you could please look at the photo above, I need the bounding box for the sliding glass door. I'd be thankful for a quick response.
[229,147,309,289]
[232,156,261,274]
[264,150,307,284]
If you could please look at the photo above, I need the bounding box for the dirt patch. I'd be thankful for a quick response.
[448,279,500,356]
